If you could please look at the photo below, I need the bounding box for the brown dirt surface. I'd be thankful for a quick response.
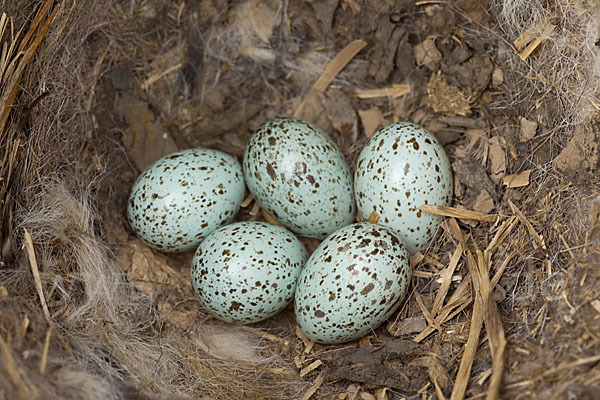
[2,0,600,399]
[553,112,600,185]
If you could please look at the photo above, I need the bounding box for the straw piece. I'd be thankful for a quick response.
[431,244,462,315]
[23,228,51,321]
[413,270,434,279]
[513,25,537,51]
[260,209,285,227]
[0,0,58,137]
[415,0,448,5]
[355,84,411,99]
[422,254,445,270]
[433,376,447,400]
[300,372,324,400]
[414,272,473,342]
[450,252,484,400]
[414,290,441,331]
[296,325,315,354]
[419,205,497,222]
[410,251,424,268]
[502,170,531,188]
[474,250,506,400]
[447,218,466,248]
[40,326,52,375]
[141,62,182,91]
[366,210,380,223]
[518,23,555,60]
[241,193,254,207]
[508,199,546,249]
[54,328,75,360]
[485,216,519,255]
[294,40,366,119]
[487,335,506,400]
[299,359,322,377]
[491,252,516,288]
[0,335,35,399]
[18,0,53,52]
[249,201,260,216]
[238,325,290,344]
[312,40,366,93]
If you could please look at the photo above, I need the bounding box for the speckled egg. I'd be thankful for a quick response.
[243,118,355,238]
[354,122,453,254]
[191,221,307,324]
[127,148,245,253]
[294,223,411,344]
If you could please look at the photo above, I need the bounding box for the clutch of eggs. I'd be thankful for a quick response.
[354,122,453,254]
[191,221,307,324]
[243,118,355,239]
[127,148,245,253]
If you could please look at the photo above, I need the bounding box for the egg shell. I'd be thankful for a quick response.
[191,221,307,324]
[354,122,453,254]
[294,222,411,344]
[243,118,355,238]
[127,148,245,253]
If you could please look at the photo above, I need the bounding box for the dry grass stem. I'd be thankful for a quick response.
[450,253,484,400]
[420,205,497,222]
[23,228,50,321]
[355,84,411,99]
[300,372,324,400]
[311,40,366,93]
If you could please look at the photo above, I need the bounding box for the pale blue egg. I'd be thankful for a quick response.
[354,123,453,254]
[191,221,307,324]
[127,148,245,253]
[294,223,410,344]
[243,118,355,239]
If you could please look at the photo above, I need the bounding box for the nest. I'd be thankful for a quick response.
[1,0,600,399]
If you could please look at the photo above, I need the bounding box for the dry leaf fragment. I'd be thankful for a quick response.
[116,93,178,171]
[388,316,427,336]
[414,37,442,70]
[157,302,195,330]
[519,117,538,141]
[358,107,385,138]
[360,392,376,400]
[503,170,531,188]
[127,240,188,297]
[553,112,600,184]
[591,299,600,315]
[492,68,504,86]
[473,190,495,213]
[488,136,506,184]
[375,388,389,400]
[325,88,357,134]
